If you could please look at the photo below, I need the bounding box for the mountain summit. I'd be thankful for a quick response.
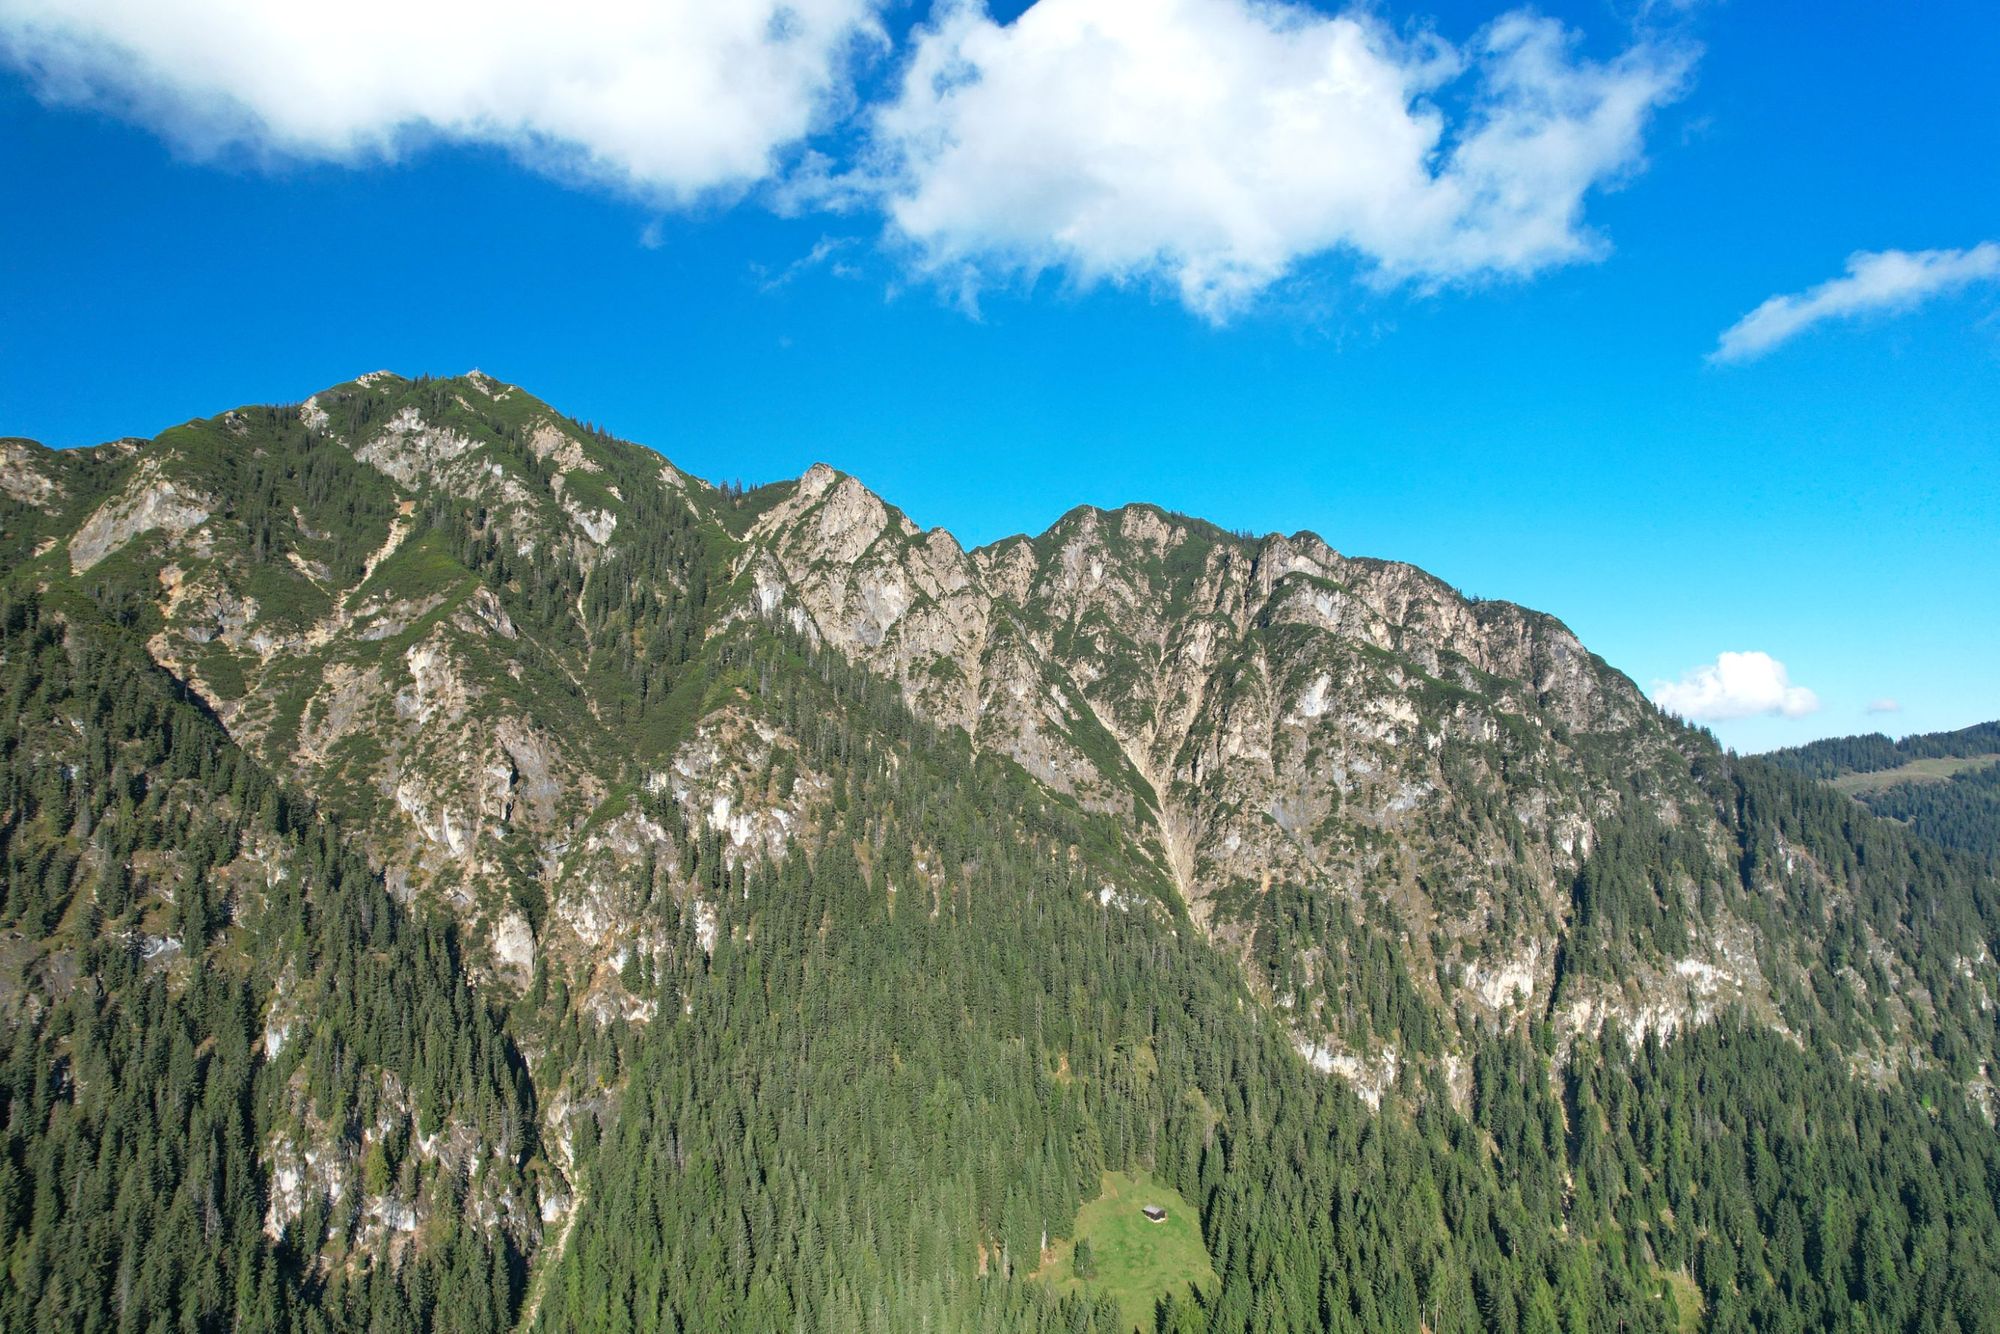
[5,372,1998,1332]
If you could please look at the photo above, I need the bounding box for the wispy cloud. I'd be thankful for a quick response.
[1712,243,2000,363]
[0,0,886,203]
[1866,697,1902,715]
[863,0,1693,320]
[755,236,863,292]
[1653,651,1820,722]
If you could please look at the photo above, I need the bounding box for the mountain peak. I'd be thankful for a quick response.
[797,460,842,492]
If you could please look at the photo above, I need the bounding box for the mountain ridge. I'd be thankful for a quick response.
[7,368,2000,1332]
[0,369,1967,1074]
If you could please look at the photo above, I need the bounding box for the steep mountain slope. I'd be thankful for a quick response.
[6,372,2000,1333]
[0,592,536,1330]
[730,450,1996,1098]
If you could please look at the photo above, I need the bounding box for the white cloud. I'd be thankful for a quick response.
[864,0,1692,319]
[1712,243,2000,363]
[0,0,885,202]
[757,235,862,292]
[0,0,1695,320]
[1652,651,1820,723]
[1866,697,1901,715]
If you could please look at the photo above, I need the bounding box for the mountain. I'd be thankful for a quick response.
[5,371,2000,1333]
[1768,720,2000,861]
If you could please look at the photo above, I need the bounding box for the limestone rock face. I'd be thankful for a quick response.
[69,458,215,572]
[731,469,1787,1086]
[746,463,997,734]
[355,405,481,491]
[0,439,64,510]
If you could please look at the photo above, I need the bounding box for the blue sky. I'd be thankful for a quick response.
[2,0,1996,753]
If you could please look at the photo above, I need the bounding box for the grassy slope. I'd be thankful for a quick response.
[1832,754,2000,795]
[1652,1267,1704,1334]
[1033,1170,1216,1333]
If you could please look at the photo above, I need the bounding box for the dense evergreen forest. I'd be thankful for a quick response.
[10,589,2000,1332]
[5,376,2000,1333]
[0,593,532,1330]
[1859,760,2000,861]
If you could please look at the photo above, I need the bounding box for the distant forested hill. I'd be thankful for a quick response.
[1768,721,2000,860]
[1764,719,2000,781]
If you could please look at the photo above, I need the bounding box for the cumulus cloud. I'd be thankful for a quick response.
[864,0,1692,318]
[1712,243,2000,363]
[0,0,1695,319]
[1867,697,1902,715]
[1652,651,1820,723]
[0,0,885,202]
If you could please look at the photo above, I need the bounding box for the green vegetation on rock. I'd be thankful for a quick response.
[3,373,2000,1334]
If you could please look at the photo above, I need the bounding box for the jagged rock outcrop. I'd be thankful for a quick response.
[727,467,1758,1084]
[68,456,215,572]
